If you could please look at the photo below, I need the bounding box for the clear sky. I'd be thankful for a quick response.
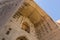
[34,0,60,21]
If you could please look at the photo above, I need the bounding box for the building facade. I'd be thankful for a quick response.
[0,0,60,40]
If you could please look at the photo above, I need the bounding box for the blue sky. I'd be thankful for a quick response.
[34,0,60,21]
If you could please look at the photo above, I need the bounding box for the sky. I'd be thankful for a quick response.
[34,0,60,21]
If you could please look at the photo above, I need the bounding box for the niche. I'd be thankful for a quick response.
[22,22,30,33]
